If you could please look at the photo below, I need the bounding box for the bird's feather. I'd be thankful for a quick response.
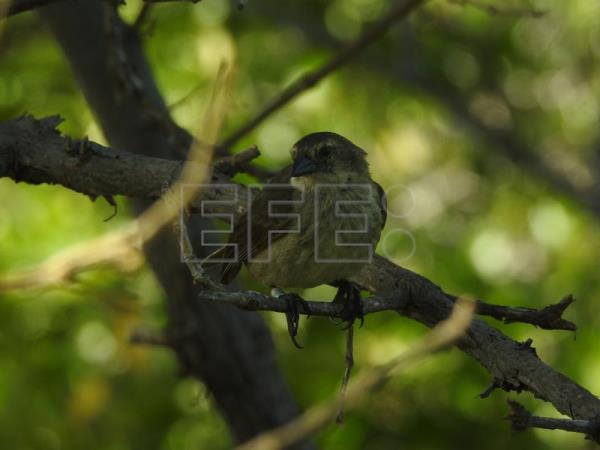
[220,167,300,283]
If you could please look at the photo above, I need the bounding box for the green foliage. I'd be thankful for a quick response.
[1,0,600,449]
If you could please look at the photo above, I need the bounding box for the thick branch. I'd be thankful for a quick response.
[0,115,242,214]
[356,258,599,420]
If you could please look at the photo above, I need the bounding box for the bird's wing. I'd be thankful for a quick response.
[221,166,300,284]
[374,181,387,231]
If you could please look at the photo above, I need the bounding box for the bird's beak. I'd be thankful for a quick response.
[291,155,319,177]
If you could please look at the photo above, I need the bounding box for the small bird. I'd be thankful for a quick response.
[210,132,386,347]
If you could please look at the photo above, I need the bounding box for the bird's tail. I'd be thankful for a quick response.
[200,245,242,284]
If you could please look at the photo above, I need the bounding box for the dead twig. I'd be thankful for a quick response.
[472,295,576,331]
[213,144,262,177]
[506,400,600,443]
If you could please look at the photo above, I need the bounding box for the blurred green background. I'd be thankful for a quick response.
[1,0,600,449]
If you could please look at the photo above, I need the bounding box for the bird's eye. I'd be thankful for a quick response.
[318,146,332,158]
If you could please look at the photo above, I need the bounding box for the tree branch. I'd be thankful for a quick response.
[0,115,244,216]
[1,115,597,431]
[506,400,600,443]
[474,295,576,331]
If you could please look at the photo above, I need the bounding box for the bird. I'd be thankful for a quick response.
[207,132,386,347]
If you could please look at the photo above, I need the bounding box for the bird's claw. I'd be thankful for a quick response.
[331,281,364,329]
[280,292,310,349]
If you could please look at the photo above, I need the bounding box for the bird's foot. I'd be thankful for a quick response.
[271,288,310,349]
[332,280,364,329]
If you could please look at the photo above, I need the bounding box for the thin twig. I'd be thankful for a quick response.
[213,144,261,177]
[217,0,426,151]
[467,295,576,331]
[506,400,600,443]
[235,299,475,450]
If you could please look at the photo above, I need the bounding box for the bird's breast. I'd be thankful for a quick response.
[246,183,383,288]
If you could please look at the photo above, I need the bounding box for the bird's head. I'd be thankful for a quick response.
[289,132,369,185]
